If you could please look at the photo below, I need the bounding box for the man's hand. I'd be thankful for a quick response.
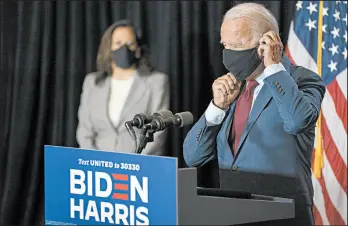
[258,31,283,67]
[212,73,242,110]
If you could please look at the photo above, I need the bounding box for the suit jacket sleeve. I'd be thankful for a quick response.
[141,72,170,156]
[76,74,97,149]
[183,113,222,167]
[264,67,326,135]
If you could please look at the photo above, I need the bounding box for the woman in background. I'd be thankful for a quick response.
[76,20,170,155]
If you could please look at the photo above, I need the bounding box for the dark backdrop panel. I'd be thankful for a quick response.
[0,1,295,225]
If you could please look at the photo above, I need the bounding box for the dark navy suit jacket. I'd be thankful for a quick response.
[183,56,325,205]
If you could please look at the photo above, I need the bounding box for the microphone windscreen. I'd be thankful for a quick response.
[175,111,194,127]
[155,110,173,119]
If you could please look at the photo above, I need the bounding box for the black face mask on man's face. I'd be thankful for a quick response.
[222,47,262,81]
[111,45,137,69]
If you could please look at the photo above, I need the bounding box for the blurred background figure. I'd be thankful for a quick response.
[76,20,169,155]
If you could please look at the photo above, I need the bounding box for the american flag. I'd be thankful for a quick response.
[285,1,347,225]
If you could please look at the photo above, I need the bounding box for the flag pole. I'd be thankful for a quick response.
[314,0,324,178]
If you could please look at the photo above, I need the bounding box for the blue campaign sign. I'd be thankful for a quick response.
[44,145,178,225]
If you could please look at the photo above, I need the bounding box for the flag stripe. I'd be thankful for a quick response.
[322,117,347,193]
[336,69,347,99]
[312,171,330,225]
[321,91,348,165]
[322,153,348,224]
[326,80,347,132]
[313,205,324,225]
[313,205,323,225]
[317,173,346,225]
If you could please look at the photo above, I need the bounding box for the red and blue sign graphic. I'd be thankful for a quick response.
[44,146,178,225]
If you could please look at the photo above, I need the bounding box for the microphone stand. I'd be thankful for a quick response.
[125,122,138,150]
[136,125,155,154]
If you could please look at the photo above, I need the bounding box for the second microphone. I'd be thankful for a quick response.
[143,112,194,132]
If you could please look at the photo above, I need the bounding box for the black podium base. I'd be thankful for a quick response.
[218,169,314,226]
[237,205,314,226]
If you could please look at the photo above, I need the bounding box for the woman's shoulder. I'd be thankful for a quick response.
[82,71,105,88]
[145,70,169,85]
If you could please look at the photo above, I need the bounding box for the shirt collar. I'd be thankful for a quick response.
[255,71,266,86]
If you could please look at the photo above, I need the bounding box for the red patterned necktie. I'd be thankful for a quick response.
[232,80,259,154]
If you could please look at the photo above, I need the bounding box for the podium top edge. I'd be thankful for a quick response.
[44,145,178,160]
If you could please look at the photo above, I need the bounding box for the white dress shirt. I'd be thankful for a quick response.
[108,76,135,127]
[205,63,286,126]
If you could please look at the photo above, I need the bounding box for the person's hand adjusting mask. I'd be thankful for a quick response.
[212,73,242,110]
[257,30,283,67]
[214,30,283,109]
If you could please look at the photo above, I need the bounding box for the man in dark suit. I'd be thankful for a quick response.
[183,3,325,225]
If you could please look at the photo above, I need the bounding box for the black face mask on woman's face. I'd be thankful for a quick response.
[111,45,137,69]
[222,47,262,81]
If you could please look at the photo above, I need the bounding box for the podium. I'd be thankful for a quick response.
[178,168,294,225]
[44,146,294,225]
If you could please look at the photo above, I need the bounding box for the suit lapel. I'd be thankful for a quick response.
[225,101,237,141]
[236,85,272,152]
[114,71,147,129]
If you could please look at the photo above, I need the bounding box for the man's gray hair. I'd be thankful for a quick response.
[223,3,279,42]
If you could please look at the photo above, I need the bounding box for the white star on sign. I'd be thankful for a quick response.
[323,7,329,17]
[333,10,340,22]
[296,1,303,11]
[328,60,338,72]
[305,19,317,31]
[331,26,340,39]
[322,41,326,50]
[322,24,327,33]
[343,14,347,26]
[344,31,347,43]
[342,48,347,60]
[306,2,317,15]
[329,43,339,56]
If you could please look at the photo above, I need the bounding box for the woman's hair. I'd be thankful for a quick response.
[95,19,153,85]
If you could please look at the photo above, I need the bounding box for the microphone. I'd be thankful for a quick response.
[143,111,194,132]
[125,110,173,129]
[125,110,173,142]
[135,111,194,154]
